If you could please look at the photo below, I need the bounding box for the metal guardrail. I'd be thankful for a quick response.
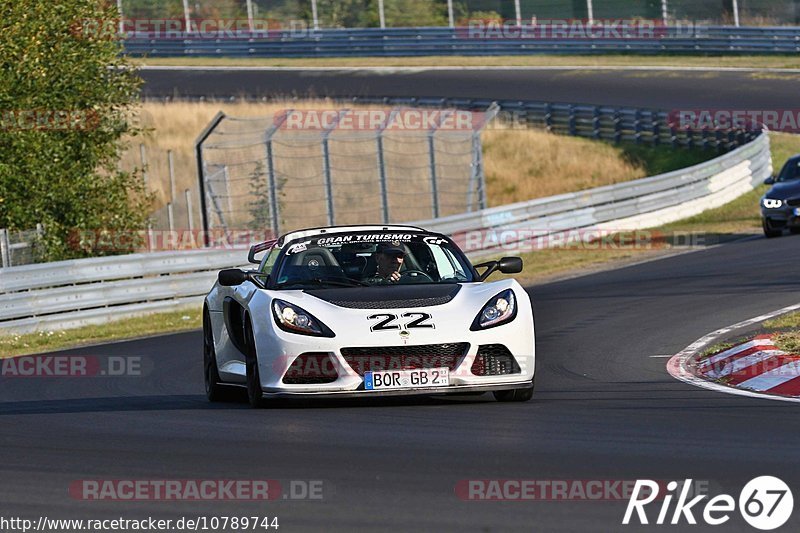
[414,132,772,256]
[123,25,800,57]
[0,249,250,334]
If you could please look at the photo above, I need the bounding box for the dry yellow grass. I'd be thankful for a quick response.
[122,101,657,219]
[482,128,648,206]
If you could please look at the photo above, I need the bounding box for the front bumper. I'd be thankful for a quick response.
[762,206,800,229]
[259,380,533,399]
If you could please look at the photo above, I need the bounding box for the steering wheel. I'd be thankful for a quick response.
[398,269,434,283]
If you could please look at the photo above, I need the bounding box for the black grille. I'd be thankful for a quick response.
[328,296,453,309]
[471,345,521,376]
[341,343,469,376]
[282,353,339,384]
[787,197,800,207]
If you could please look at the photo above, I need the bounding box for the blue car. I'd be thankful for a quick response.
[761,155,800,238]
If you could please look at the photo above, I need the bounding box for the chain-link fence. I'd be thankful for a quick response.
[0,225,43,268]
[196,105,498,240]
[118,0,800,28]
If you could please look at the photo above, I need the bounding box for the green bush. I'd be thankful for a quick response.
[0,0,149,261]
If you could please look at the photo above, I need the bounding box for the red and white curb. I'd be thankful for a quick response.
[667,303,800,403]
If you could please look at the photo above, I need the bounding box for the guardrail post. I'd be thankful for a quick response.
[543,103,552,132]
[321,110,347,227]
[670,124,678,149]
[568,105,576,136]
[592,106,600,139]
[651,114,660,146]
[634,110,642,145]
[701,128,710,150]
[0,228,9,268]
[613,110,622,144]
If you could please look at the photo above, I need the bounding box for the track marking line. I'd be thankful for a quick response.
[138,65,800,74]
[667,302,800,404]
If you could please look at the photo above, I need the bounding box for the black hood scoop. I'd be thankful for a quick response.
[305,284,462,309]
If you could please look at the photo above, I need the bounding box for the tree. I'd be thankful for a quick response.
[0,0,150,260]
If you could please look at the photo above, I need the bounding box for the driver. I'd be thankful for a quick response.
[366,241,405,284]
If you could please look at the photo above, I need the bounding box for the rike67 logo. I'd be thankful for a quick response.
[623,477,793,530]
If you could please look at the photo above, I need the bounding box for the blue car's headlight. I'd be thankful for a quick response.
[763,198,783,209]
[470,289,517,331]
[272,299,335,337]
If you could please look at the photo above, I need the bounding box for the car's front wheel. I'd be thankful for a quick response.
[244,316,264,408]
[493,380,534,402]
[763,218,783,238]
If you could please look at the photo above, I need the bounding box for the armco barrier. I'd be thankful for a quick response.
[0,134,771,334]
[0,249,250,334]
[123,25,800,57]
[413,132,771,255]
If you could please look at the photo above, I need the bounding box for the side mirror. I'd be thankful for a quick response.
[764,176,776,185]
[498,256,523,274]
[474,257,524,281]
[218,269,249,287]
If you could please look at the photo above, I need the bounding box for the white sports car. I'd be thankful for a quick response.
[203,225,535,407]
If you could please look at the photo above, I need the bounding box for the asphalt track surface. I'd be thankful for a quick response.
[3,234,800,532]
[140,67,800,109]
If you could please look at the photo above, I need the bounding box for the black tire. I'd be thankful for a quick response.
[493,380,534,402]
[790,226,800,235]
[204,309,231,402]
[763,219,782,238]
[244,316,264,408]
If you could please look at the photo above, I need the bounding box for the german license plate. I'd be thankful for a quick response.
[364,368,449,390]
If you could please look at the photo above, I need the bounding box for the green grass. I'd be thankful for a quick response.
[698,342,736,360]
[621,143,717,176]
[132,55,800,69]
[764,311,800,329]
[0,307,202,358]
[774,332,800,354]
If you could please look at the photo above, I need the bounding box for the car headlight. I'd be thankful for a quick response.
[470,289,517,331]
[272,299,335,337]
[763,198,783,209]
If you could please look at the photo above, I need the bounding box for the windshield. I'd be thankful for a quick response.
[777,158,800,182]
[270,231,475,288]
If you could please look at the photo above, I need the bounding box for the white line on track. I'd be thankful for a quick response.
[666,302,800,404]
[137,65,800,74]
